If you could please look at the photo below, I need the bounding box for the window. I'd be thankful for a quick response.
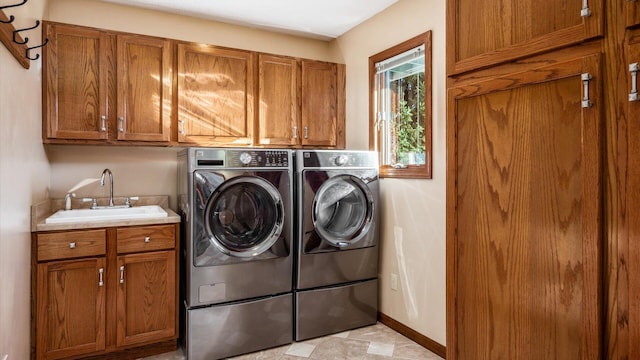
[369,32,432,179]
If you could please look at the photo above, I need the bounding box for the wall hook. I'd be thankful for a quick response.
[13,19,39,44]
[0,0,27,23]
[25,37,47,61]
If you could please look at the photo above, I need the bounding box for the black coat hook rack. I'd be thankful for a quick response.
[0,0,47,69]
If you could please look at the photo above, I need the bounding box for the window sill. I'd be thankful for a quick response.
[379,165,432,179]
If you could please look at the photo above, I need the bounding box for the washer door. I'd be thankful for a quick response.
[204,176,284,257]
[312,175,375,248]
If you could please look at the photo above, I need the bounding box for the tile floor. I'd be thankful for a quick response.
[141,322,444,360]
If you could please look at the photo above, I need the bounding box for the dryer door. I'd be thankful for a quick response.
[204,176,284,258]
[311,174,375,248]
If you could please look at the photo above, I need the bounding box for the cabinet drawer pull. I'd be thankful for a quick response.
[144,236,151,243]
[100,115,107,132]
[304,126,309,139]
[178,119,185,135]
[69,242,76,249]
[581,0,591,16]
[98,268,104,287]
[630,63,639,102]
[118,117,124,132]
[293,126,298,139]
[120,265,125,284]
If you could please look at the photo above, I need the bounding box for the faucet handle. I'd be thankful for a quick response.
[65,192,76,210]
[82,198,98,209]
[125,196,139,208]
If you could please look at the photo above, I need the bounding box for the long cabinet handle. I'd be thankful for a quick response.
[98,268,104,287]
[178,120,185,135]
[581,73,593,108]
[118,117,124,132]
[293,126,298,139]
[100,115,107,132]
[630,63,639,102]
[304,126,309,139]
[119,265,125,284]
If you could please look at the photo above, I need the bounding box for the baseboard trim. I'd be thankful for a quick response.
[378,312,446,359]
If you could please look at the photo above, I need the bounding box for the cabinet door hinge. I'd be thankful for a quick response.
[581,73,593,108]
[581,0,592,17]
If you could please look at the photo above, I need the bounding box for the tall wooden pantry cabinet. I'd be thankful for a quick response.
[447,0,635,358]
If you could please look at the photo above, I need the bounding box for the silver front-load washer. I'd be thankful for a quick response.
[178,148,293,360]
[294,150,379,341]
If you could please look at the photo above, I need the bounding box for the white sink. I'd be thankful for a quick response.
[45,205,168,224]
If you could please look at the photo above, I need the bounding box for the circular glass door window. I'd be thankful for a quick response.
[312,175,374,248]
[204,176,284,257]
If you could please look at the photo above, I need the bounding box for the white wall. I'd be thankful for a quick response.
[0,1,51,359]
[332,0,447,344]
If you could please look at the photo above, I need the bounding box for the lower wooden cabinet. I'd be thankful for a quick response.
[32,223,179,360]
[36,258,107,360]
[116,251,175,348]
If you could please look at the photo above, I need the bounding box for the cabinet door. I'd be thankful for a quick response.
[257,54,299,146]
[626,36,640,360]
[177,43,254,146]
[300,60,342,147]
[36,258,106,360]
[627,0,640,28]
[116,251,175,347]
[446,0,603,75]
[116,35,172,142]
[447,54,602,359]
[43,22,113,141]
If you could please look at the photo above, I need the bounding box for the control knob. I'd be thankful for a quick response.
[335,155,349,166]
[239,152,252,165]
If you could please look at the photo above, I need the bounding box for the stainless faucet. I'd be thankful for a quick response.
[100,168,114,207]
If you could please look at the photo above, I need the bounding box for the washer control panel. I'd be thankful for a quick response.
[226,150,290,168]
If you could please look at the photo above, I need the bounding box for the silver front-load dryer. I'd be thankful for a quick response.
[294,150,379,341]
[178,148,293,360]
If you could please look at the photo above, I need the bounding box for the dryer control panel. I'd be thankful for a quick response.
[300,151,378,169]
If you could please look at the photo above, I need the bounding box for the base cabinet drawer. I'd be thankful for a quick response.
[117,224,175,254]
[37,229,106,261]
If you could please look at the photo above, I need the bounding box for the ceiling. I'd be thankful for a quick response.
[98,0,399,40]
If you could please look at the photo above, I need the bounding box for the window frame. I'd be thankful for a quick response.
[369,31,433,179]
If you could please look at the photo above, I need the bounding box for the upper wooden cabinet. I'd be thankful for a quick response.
[300,60,345,148]
[43,22,345,148]
[43,22,172,144]
[256,56,345,148]
[256,54,299,146]
[177,43,254,146]
[446,0,604,75]
[627,0,640,28]
[116,35,172,142]
[43,23,111,141]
